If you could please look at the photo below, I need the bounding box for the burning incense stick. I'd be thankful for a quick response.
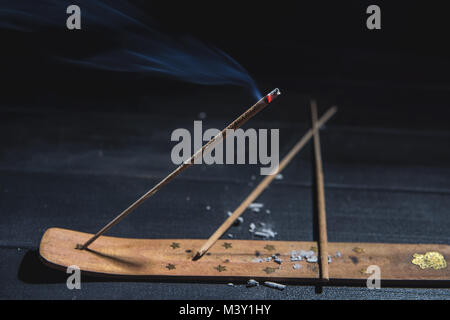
[310,100,330,281]
[193,106,337,260]
[77,88,281,250]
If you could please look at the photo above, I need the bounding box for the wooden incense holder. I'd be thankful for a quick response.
[40,228,449,284]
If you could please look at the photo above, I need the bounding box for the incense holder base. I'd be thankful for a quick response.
[39,228,450,285]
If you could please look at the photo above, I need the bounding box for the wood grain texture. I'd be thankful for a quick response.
[40,228,450,283]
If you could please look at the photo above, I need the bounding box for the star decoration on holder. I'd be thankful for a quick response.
[170,242,180,249]
[222,242,232,249]
[215,265,227,272]
[166,264,176,270]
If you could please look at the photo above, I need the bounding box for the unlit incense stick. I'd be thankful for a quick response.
[77,88,281,250]
[193,106,337,260]
[310,100,330,281]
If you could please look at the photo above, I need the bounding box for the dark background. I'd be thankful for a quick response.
[0,1,449,299]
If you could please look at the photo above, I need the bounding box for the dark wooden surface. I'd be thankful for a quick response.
[1,87,450,299]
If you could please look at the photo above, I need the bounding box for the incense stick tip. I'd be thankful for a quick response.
[192,251,204,261]
[265,88,281,103]
[270,88,281,96]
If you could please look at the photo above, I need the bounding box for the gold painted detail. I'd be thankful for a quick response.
[359,268,369,275]
[412,252,447,270]
[263,267,277,274]
[353,247,365,254]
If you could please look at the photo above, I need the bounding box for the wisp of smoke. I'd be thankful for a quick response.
[0,0,262,100]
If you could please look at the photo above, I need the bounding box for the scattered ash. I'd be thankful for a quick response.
[229,279,286,291]
[249,202,264,213]
[251,256,273,263]
[275,173,284,180]
[249,203,264,209]
[273,256,283,264]
[249,222,277,238]
[290,249,335,264]
[263,281,286,291]
[290,250,315,262]
[293,263,302,270]
[246,279,259,287]
[228,248,345,290]
[227,211,244,226]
